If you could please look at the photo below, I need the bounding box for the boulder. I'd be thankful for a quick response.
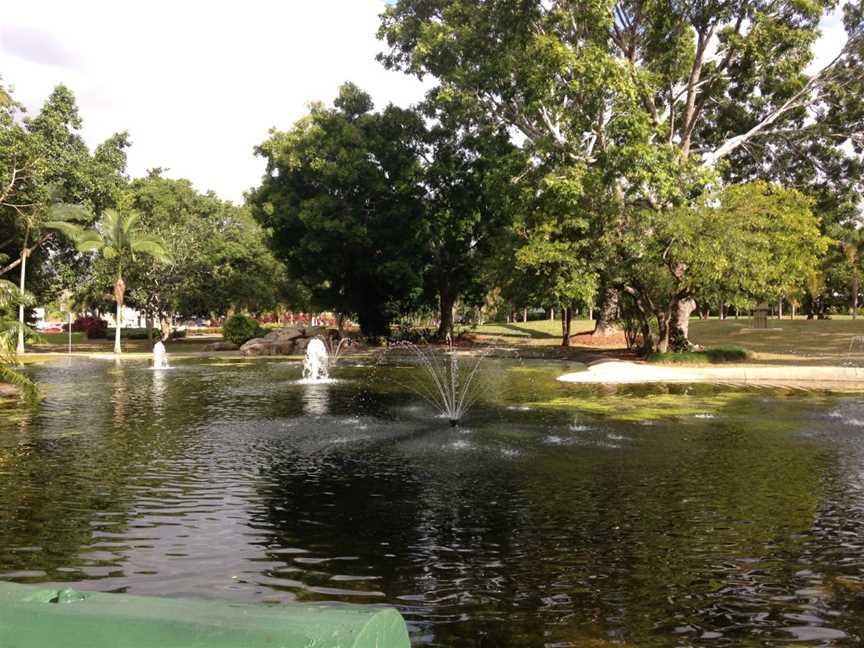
[293,337,310,353]
[304,326,327,339]
[263,327,304,342]
[271,339,296,355]
[240,338,272,356]
[204,341,239,351]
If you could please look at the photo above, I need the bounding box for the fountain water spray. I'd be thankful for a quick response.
[392,335,487,426]
[152,340,169,369]
[301,336,350,383]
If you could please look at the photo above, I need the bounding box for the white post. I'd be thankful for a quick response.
[67,311,72,355]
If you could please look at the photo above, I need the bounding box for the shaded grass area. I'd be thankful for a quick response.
[689,318,864,366]
[33,332,86,344]
[471,319,595,345]
[475,317,864,366]
[648,344,750,364]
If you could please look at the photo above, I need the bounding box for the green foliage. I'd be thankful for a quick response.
[379,0,863,350]
[0,279,37,399]
[649,345,751,364]
[674,182,830,301]
[222,314,264,346]
[250,83,428,336]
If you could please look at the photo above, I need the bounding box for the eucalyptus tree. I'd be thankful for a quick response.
[77,209,169,353]
[379,0,864,351]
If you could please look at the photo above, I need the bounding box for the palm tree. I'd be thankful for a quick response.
[77,209,169,353]
[5,200,89,353]
[0,279,37,399]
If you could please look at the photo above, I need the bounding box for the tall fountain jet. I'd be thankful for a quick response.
[152,340,169,369]
[302,338,329,382]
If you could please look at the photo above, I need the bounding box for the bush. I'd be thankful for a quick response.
[72,316,108,339]
[222,314,264,346]
[170,328,187,339]
[106,327,149,340]
[649,344,750,364]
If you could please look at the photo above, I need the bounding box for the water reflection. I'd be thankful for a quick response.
[0,359,862,646]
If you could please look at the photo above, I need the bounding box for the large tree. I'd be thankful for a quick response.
[250,83,428,336]
[420,96,525,337]
[379,0,864,351]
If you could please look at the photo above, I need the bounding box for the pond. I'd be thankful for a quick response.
[1,357,863,646]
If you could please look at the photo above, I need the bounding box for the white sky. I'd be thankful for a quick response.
[0,2,848,204]
[0,1,426,204]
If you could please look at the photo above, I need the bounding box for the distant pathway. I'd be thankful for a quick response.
[559,361,864,388]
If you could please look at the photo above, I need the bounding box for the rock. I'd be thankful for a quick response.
[204,341,239,351]
[240,338,272,356]
[293,337,310,353]
[271,339,296,355]
[304,326,327,339]
[263,327,304,342]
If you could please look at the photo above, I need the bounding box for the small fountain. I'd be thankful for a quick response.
[300,336,349,383]
[302,337,330,382]
[152,340,169,369]
[392,336,486,426]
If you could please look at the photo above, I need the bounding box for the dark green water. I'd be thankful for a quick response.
[1,357,863,646]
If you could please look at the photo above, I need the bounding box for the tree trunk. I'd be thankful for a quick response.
[114,302,123,353]
[719,303,726,320]
[778,297,783,319]
[853,273,859,320]
[146,317,154,343]
[561,307,572,346]
[522,307,528,323]
[549,307,554,321]
[15,248,28,354]
[656,312,671,353]
[113,275,126,354]
[592,287,619,337]
[670,297,697,342]
[436,288,455,340]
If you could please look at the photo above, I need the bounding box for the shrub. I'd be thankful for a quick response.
[170,328,187,339]
[222,314,264,346]
[72,316,108,339]
[649,344,750,364]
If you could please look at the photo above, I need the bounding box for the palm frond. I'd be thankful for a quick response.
[0,364,39,402]
[44,220,86,240]
[47,203,92,223]
[131,237,171,263]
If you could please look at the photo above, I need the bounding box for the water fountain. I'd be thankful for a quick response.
[391,336,486,426]
[302,338,328,382]
[152,340,169,369]
[300,336,350,383]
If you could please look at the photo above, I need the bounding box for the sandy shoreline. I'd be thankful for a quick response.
[558,361,864,387]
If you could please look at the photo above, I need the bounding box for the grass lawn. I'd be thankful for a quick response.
[33,332,86,345]
[471,319,595,346]
[689,317,864,366]
[473,317,864,366]
[24,335,219,356]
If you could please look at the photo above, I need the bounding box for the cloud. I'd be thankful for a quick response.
[0,1,427,203]
[0,25,80,68]
[0,2,849,203]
